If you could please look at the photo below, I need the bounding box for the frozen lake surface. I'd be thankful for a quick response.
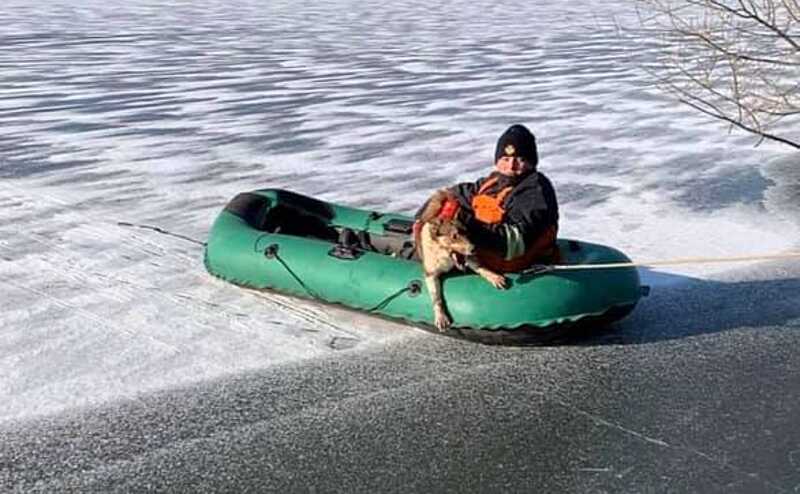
[1,3,799,485]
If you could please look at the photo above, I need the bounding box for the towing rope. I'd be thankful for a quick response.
[117,222,206,246]
[118,220,800,277]
[524,251,800,275]
[118,222,422,312]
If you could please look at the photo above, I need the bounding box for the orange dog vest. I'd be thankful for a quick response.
[471,176,513,224]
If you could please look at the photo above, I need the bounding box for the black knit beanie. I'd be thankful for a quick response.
[494,124,538,167]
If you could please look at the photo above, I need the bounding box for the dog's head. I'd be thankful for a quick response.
[427,217,475,258]
[419,190,475,262]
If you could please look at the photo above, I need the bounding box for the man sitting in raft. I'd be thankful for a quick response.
[345,124,559,270]
[424,124,560,272]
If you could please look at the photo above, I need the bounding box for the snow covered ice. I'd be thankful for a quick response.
[1,0,799,423]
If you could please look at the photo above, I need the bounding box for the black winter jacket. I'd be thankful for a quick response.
[448,170,559,256]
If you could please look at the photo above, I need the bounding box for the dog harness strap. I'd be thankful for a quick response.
[472,177,514,225]
[437,198,461,221]
[476,176,500,195]
[494,187,513,204]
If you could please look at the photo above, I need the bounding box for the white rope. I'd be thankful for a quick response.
[549,251,800,271]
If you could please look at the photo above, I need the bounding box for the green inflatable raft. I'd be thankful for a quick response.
[204,188,645,344]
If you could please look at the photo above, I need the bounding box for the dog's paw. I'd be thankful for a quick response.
[485,272,508,290]
[434,311,452,331]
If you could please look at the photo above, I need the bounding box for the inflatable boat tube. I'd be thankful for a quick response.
[204,189,644,344]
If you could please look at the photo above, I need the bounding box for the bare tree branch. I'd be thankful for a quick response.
[734,0,800,50]
[784,0,800,23]
[676,27,800,66]
[679,95,800,148]
[635,0,800,149]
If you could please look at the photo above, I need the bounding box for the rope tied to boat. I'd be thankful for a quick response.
[118,219,800,281]
[367,280,422,312]
[117,222,207,246]
[522,251,800,276]
[262,242,422,312]
[262,244,321,299]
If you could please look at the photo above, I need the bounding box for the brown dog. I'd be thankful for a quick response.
[417,189,507,331]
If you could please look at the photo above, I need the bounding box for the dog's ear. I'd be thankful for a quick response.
[419,189,450,224]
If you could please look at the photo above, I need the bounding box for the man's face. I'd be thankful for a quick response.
[495,155,532,177]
